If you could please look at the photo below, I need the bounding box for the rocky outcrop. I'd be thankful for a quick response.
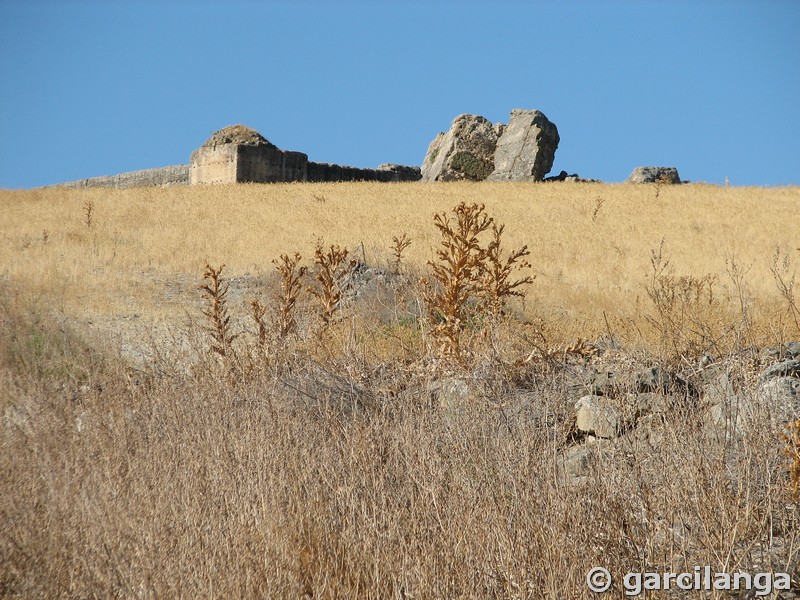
[543,170,599,183]
[487,109,559,181]
[627,166,681,184]
[421,114,502,182]
[421,109,560,182]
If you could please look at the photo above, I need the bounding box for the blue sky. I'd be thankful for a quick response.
[1,1,798,188]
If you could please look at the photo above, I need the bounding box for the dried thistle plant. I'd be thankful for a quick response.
[424,202,492,361]
[273,252,307,338]
[250,299,268,347]
[198,264,237,358]
[782,418,800,499]
[771,245,800,333]
[478,222,534,317]
[390,232,412,273]
[309,241,355,325]
[83,200,94,228]
[592,196,605,222]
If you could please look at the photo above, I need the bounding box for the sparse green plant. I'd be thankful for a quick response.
[309,241,355,325]
[390,232,411,273]
[198,263,237,358]
[82,199,94,228]
[273,252,307,337]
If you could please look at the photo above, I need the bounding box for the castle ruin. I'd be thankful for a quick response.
[59,124,422,189]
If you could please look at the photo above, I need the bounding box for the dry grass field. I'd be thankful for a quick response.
[1,181,799,598]
[1,182,799,343]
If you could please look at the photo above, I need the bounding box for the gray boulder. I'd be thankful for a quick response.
[760,360,800,382]
[487,109,560,181]
[421,114,502,182]
[755,376,800,424]
[626,166,681,184]
[575,395,624,438]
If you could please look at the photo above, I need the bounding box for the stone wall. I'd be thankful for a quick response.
[188,145,237,185]
[306,162,421,183]
[58,165,189,189]
[237,146,309,183]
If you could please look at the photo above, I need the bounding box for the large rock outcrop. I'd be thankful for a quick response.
[421,110,559,182]
[421,115,504,182]
[487,109,559,181]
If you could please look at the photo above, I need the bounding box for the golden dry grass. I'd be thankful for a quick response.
[1,182,798,348]
[2,181,800,598]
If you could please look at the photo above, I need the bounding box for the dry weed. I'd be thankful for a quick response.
[273,252,307,338]
[198,263,237,358]
[479,222,534,317]
[423,202,492,362]
[389,232,411,273]
[309,240,356,325]
[784,418,800,499]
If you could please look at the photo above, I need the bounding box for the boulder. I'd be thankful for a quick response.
[421,114,502,182]
[626,166,681,184]
[575,395,623,438]
[487,109,560,181]
[755,376,800,424]
[760,360,800,383]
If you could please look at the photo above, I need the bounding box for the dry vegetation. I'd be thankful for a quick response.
[1,182,799,598]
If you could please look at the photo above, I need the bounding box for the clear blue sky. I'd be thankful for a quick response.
[1,1,798,188]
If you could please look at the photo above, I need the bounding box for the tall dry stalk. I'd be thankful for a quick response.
[198,264,237,358]
[771,245,800,334]
[478,222,533,317]
[309,241,355,325]
[783,418,800,500]
[250,299,268,347]
[645,240,720,362]
[424,202,492,361]
[82,199,94,228]
[390,232,412,273]
[273,252,307,338]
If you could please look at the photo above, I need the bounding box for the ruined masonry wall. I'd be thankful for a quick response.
[59,165,189,189]
[188,146,237,185]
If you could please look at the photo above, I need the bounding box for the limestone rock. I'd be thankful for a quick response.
[704,395,749,438]
[543,170,600,183]
[560,445,593,480]
[421,114,501,181]
[428,377,473,412]
[755,376,800,423]
[760,360,800,383]
[487,109,559,181]
[626,166,681,184]
[760,341,800,362]
[575,395,623,438]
